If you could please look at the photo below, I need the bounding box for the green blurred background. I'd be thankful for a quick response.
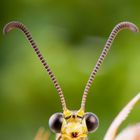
[0,0,140,140]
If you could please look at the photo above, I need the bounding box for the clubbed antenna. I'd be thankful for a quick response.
[81,22,139,110]
[103,93,140,140]
[3,21,67,110]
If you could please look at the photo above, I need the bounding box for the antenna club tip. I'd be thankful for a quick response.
[124,21,139,33]
[129,24,139,33]
[3,21,21,35]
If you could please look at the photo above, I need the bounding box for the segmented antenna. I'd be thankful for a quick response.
[81,22,139,110]
[103,93,140,140]
[3,21,66,110]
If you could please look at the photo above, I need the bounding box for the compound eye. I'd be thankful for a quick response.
[85,112,99,133]
[49,113,63,133]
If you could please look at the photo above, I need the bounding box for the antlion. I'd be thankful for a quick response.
[3,21,140,140]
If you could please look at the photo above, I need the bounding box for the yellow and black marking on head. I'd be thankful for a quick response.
[3,21,139,140]
[49,108,99,139]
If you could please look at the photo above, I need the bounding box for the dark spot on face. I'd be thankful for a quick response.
[72,115,76,118]
[65,116,71,119]
[77,115,83,119]
[71,132,78,138]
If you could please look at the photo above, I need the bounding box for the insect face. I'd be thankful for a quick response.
[49,109,99,139]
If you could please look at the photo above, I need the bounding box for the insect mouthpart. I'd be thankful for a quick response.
[71,132,79,138]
